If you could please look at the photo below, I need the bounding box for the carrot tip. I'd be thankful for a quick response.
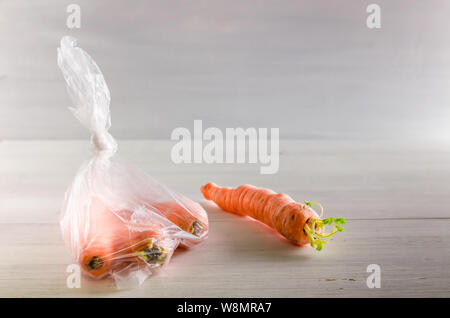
[200,182,217,200]
[87,256,104,270]
[134,239,167,266]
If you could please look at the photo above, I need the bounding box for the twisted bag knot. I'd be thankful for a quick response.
[92,131,117,154]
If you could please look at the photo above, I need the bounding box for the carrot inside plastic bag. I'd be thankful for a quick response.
[57,36,208,288]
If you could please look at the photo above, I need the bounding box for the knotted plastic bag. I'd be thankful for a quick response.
[57,36,208,289]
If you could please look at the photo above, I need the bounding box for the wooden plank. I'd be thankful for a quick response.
[0,140,449,297]
[2,1,450,142]
[0,213,449,297]
[1,140,449,222]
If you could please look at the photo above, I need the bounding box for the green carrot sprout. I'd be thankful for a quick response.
[303,201,346,251]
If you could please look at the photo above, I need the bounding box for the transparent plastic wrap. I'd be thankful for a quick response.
[57,36,208,288]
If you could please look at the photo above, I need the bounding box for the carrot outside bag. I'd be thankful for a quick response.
[57,36,208,289]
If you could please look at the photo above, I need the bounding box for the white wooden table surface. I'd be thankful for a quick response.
[1,139,449,297]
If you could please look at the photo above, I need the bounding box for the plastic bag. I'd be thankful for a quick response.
[57,36,208,288]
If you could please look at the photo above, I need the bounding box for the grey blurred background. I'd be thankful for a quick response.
[1,0,449,141]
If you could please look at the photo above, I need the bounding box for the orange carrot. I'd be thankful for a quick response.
[201,183,345,250]
[80,231,170,278]
[75,198,171,278]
